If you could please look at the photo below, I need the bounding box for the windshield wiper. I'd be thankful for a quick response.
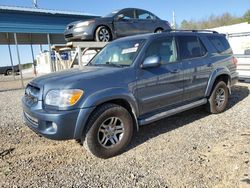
[105,62,123,67]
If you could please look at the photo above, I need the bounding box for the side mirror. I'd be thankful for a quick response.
[141,56,161,69]
[116,14,124,20]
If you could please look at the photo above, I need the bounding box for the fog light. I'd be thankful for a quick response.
[52,122,58,132]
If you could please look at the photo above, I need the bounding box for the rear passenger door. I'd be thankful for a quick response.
[136,36,183,115]
[135,9,156,34]
[177,35,212,103]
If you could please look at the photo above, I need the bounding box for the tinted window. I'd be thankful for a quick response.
[145,37,177,63]
[178,36,207,60]
[137,10,155,20]
[119,9,135,19]
[208,35,232,54]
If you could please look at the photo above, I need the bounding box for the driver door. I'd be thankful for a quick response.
[135,37,184,115]
[114,9,138,37]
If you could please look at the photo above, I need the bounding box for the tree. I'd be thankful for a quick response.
[179,11,249,30]
[243,10,250,22]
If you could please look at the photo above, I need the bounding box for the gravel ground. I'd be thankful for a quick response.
[0,82,249,187]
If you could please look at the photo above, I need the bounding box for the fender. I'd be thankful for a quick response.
[74,88,139,139]
[205,67,232,97]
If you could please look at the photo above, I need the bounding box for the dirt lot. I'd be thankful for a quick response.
[0,82,249,187]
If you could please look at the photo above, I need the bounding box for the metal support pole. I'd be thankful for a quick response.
[6,33,15,80]
[14,33,24,88]
[39,44,43,52]
[30,34,37,76]
[77,46,82,67]
[47,34,53,72]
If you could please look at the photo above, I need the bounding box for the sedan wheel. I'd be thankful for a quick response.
[155,28,163,33]
[95,26,112,42]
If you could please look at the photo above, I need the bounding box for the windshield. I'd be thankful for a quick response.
[89,39,145,67]
[104,10,120,17]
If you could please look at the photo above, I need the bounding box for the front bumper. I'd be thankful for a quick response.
[22,98,94,140]
[64,25,95,42]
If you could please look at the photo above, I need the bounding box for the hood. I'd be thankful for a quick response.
[31,66,119,88]
[67,17,112,27]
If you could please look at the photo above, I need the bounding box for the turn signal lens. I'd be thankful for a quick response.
[68,90,84,105]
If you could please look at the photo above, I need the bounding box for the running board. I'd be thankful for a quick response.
[139,98,207,125]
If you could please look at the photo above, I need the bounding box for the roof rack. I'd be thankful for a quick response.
[164,29,218,34]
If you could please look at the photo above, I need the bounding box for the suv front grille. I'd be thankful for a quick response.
[25,84,40,105]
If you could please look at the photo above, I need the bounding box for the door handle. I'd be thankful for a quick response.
[170,69,180,74]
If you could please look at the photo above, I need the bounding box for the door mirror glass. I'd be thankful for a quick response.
[141,56,161,68]
[117,14,124,20]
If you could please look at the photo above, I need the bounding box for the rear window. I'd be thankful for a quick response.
[208,35,232,54]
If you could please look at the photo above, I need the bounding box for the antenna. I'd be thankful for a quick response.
[33,0,38,8]
[172,11,176,29]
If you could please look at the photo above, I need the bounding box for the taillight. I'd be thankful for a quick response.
[232,57,238,66]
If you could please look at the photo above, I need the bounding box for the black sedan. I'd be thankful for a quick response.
[64,8,171,42]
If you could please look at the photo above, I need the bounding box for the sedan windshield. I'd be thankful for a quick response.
[89,39,145,67]
[104,10,120,17]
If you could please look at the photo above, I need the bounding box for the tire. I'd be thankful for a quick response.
[206,81,229,114]
[83,103,133,158]
[155,28,163,33]
[5,69,12,76]
[95,26,112,42]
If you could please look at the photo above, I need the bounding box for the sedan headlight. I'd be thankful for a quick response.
[75,20,95,27]
[45,89,84,108]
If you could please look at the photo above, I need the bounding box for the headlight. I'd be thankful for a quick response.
[75,20,95,27]
[45,89,84,108]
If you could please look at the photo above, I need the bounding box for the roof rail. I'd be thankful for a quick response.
[164,29,218,34]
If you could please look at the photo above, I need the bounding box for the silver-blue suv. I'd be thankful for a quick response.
[22,30,238,158]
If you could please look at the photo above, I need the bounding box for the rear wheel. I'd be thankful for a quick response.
[5,69,12,76]
[83,103,133,158]
[155,28,163,33]
[95,26,112,42]
[206,81,229,114]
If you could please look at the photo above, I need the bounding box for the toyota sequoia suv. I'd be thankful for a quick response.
[22,30,238,158]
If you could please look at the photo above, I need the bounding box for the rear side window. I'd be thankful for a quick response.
[136,10,155,20]
[208,35,232,54]
[177,36,207,60]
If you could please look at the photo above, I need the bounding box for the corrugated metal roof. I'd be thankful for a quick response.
[0,5,99,17]
[0,5,99,44]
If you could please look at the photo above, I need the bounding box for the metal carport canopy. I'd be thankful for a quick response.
[0,5,99,44]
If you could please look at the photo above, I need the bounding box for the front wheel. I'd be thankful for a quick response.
[95,26,112,42]
[83,103,133,158]
[206,81,229,114]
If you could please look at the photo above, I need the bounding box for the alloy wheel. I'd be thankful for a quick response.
[97,117,124,148]
[215,87,226,108]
